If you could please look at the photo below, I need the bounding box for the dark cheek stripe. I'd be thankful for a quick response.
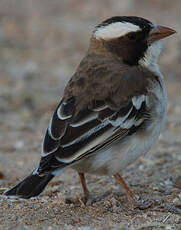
[106,39,148,66]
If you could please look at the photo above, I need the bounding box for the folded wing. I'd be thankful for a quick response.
[39,94,149,174]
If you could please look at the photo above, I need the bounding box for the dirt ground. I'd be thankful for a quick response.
[0,0,181,229]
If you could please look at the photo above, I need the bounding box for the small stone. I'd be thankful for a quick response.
[47,227,53,230]
[0,171,5,179]
[176,218,181,224]
[164,178,173,188]
[14,140,24,149]
[174,175,181,189]
[178,193,181,200]
[173,197,180,205]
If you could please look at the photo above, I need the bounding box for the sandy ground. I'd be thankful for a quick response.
[0,0,181,229]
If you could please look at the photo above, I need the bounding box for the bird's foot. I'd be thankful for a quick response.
[65,196,86,206]
[121,194,155,211]
[134,196,154,210]
[86,191,110,206]
[65,191,110,206]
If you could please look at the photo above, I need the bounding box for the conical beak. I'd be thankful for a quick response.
[147,25,176,44]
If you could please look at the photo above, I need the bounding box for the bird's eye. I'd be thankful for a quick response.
[127,32,137,40]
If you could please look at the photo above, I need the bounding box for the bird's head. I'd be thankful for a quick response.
[91,16,176,67]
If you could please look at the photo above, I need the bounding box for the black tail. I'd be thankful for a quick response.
[4,171,54,199]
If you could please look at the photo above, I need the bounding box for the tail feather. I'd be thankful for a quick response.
[4,171,54,199]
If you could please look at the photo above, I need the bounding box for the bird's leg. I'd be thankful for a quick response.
[79,172,111,205]
[78,172,90,204]
[114,173,153,210]
[65,172,90,206]
[65,172,110,206]
[114,173,137,207]
[114,173,136,200]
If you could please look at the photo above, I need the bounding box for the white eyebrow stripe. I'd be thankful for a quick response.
[94,22,141,40]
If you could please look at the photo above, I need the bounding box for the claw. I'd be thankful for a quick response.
[135,198,154,210]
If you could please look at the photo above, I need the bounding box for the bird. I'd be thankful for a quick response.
[5,16,176,208]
